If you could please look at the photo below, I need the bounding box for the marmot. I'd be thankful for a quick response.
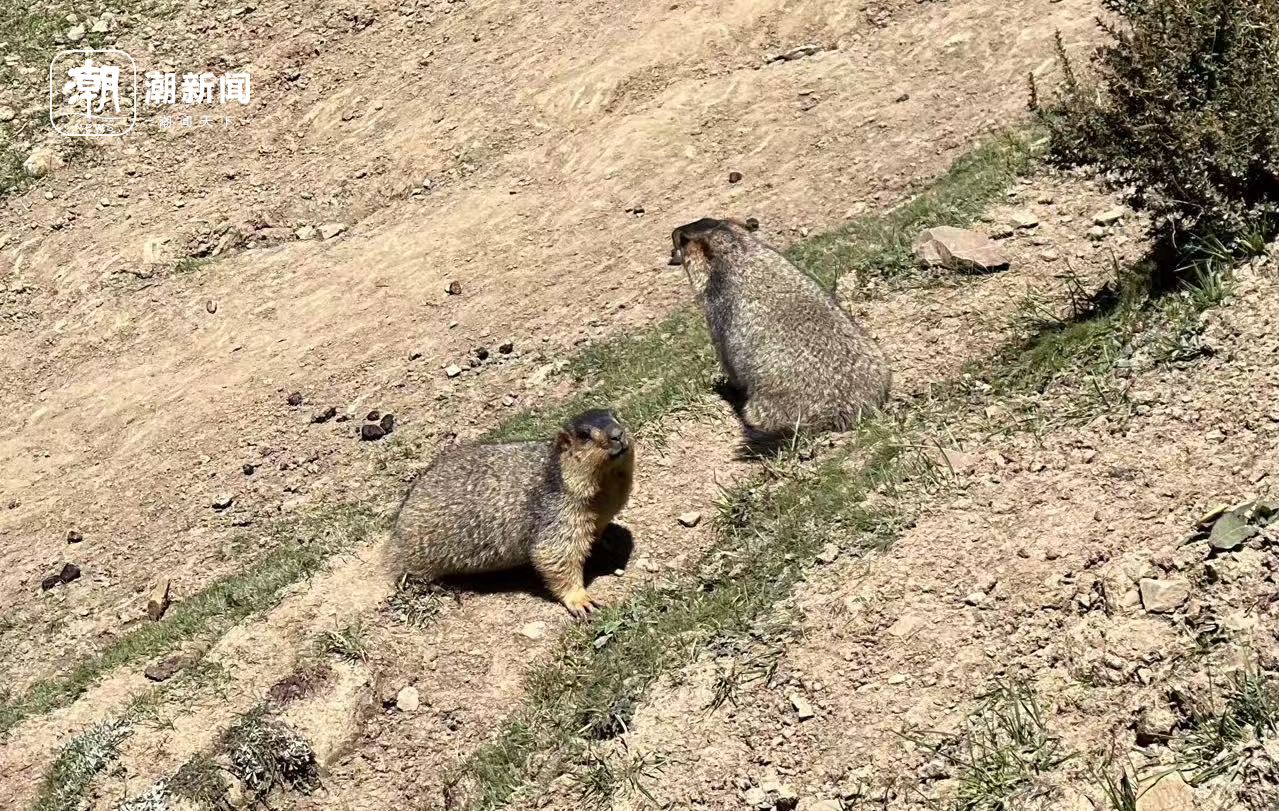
[387,409,634,616]
[671,217,891,443]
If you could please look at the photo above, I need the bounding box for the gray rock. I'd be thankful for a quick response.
[90,19,109,33]
[212,493,234,510]
[912,226,1009,272]
[66,24,86,42]
[294,225,317,240]
[789,693,815,720]
[0,106,15,122]
[1010,211,1039,229]
[1087,226,1107,241]
[816,543,839,564]
[445,364,463,378]
[1139,578,1189,613]
[1093,206,1127,225]
[23,148,63,178]
[144,655,185,682]
[396,685,420,712]
[677,511,702,528]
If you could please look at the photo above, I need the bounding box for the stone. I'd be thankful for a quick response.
[519,621,547,640]
[744,787,768,807]
[1011,211,1039,229]
[728,171,743,184]
[212,494,234,510]
[1087,226,1107,240]
[147,579,171,621]
[789,693,815,719]
[677,511,702,528]
[912,226,1009,273]
[65,529,83,544]
[58,562,81,584]
[1040,249,1060,262]
[804,800,842,811]
[90,19,109,33]
[1139,578,1189,613]
[205,300,217,314]
[23,148,63,179]
[1136,772,1195,811]
[379,414,395,434]
[446,280,462,296]
[144,656,185,682]
[499,342,515,354]
[287,392,304,406]
[294,225,317,240]
[242,463,256,475]
[360,424,386,441]
[445,364,463,378]
[311,406,337,424]
[887,613,923,638]
[776,786,800,811]
[318,222,347,240]
[396,685,420,712]
[1134,704,1177,745]
[1094,206,1127,225]
[66,24,86,42]
[0,106,15,122]
[887,673,908,685]
[964,591,987,606]
[816,543,839,564]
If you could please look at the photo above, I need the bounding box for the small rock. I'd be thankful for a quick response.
[964,591,987,606]
[45,562,81,590]
[142,236,172,265]
[0,106,15,122]
[212,494,234,511]
[1087,225,1107,241]
[446,280,462,296]
[366,410,381,421]
[379,414,395,434]
[912,226,1009,273]
[445,364,463,378]
[519,621,547,640]
[242,463,256,476]
[66,24,86,42]
[360,424,386,441]
[65,529,83,544]
[789,693,815,719]
[887,614,923,638]
[501,395,516,407]
[816,543,839,564]
[1139,578,1189,613]
[1010,211,1039,229]
[677,511,702,528]
[90,19,109,33]
[1134,704,1177,745]
[318,223,347,240]
[499,342,514,354]
[744,787,768,808]
[1093,206,1127,225]
[1040,249,1060,262]
[396,685,420,712]
[475,346,489,361]
[147,579,172,621]
[287,392,304,406]
[205,300,217,314]
[294,225,317,240]
[894,92,910,103]
[1135,772,1194,811]
[23,148,63,179]
[728,171,743,184]
[805,802,842,811]
[311,407,337,424]
[776,786,799,811]
[886,673,908,685]
[144,656,185,682]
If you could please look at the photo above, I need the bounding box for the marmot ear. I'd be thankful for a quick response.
[554,430,573,452]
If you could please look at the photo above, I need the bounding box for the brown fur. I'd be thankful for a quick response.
[387,409,634,616]
[672,217,891,444]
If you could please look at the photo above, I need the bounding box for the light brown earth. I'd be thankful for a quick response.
[13,0,1250,809]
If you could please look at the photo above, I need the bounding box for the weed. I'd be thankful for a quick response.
[568,744,665,806]
[386,574,450,627]
[33,718,133,811]
[905,682,1069,810]
[168,754,229,807]
[319,620,370,663]
[223,707,319,800]
[1180,668,1279,784]
[1092,754,1139,811]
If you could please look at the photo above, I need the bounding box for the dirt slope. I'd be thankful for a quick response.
[0,0,1110,808]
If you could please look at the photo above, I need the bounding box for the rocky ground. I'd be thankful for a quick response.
[3,0,1275,810]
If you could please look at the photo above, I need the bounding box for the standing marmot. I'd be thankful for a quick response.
[671,216,891,443]
[388,409,634,616]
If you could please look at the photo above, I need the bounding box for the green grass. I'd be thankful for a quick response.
[1180,668,1279,784]
[905,682,1069,810]
[786,131,1040,289]
[0,503,380,735]
[318,620,370,663]
[32,718,132,811]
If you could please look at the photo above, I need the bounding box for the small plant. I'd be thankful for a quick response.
[1091,750,1139,811]
[35,718,133,811]
[1180,668,1279,784]
[113,780,169,811]
[567,744,665,806]
[1033,1,1279,252]
[223,708,319,800]
[904,682,1069,810]
[319,621,370,663]
[386,575,449,627]
[168,755,229,808]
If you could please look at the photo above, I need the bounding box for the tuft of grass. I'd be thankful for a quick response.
[1180,668,1279,784]
[1092,755,1139,811]
[386,575,449,628]
[168,754,229,808]
[786,131,1040,290]
[567,745,665,806]
[0,503,380,734]
[33,718,133,811]
[905,682,1069,810]
[223,706,319,801]
[318,620,370,663]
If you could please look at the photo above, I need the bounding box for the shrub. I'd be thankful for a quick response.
[1032,0,1279,249]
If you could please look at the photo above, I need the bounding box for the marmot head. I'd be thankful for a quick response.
[555,408,633,473]
[669,217,760,289]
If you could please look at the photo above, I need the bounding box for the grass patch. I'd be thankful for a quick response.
[786,131,1039,289]
[32,717,132,811]
[447,421,934,808]
[1180,667,1279,785]
[223,707,319,801]
[0,502,380,735]
[905,682,1069,810]
[318,620,370,663]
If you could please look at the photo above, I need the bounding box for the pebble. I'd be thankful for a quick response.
[144,655,185,682]
[728,171,743,184]
[518,621,547,640]
[1139,578,1189,613]
[205,300,217,314]
[65,529,83,544]
[789,693,815,719]
[445,364,462,378]
[318,222,347,240]
[311,407,337,424]
[1093,206,1127,225]
[379,414,396,434]
[242,463,256,476]
[446,280,462,296]
[360,424,386,441]
[498,342,514,354]
[396,685,420,712]
[212,494,234,510]
[677,511,702,528]
[1087,226,1107,241]
[816,543,839,564]
[287,392,304,406]
[1010,211,1039,229]
[294,225,317,240]
[0,106,14,122]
